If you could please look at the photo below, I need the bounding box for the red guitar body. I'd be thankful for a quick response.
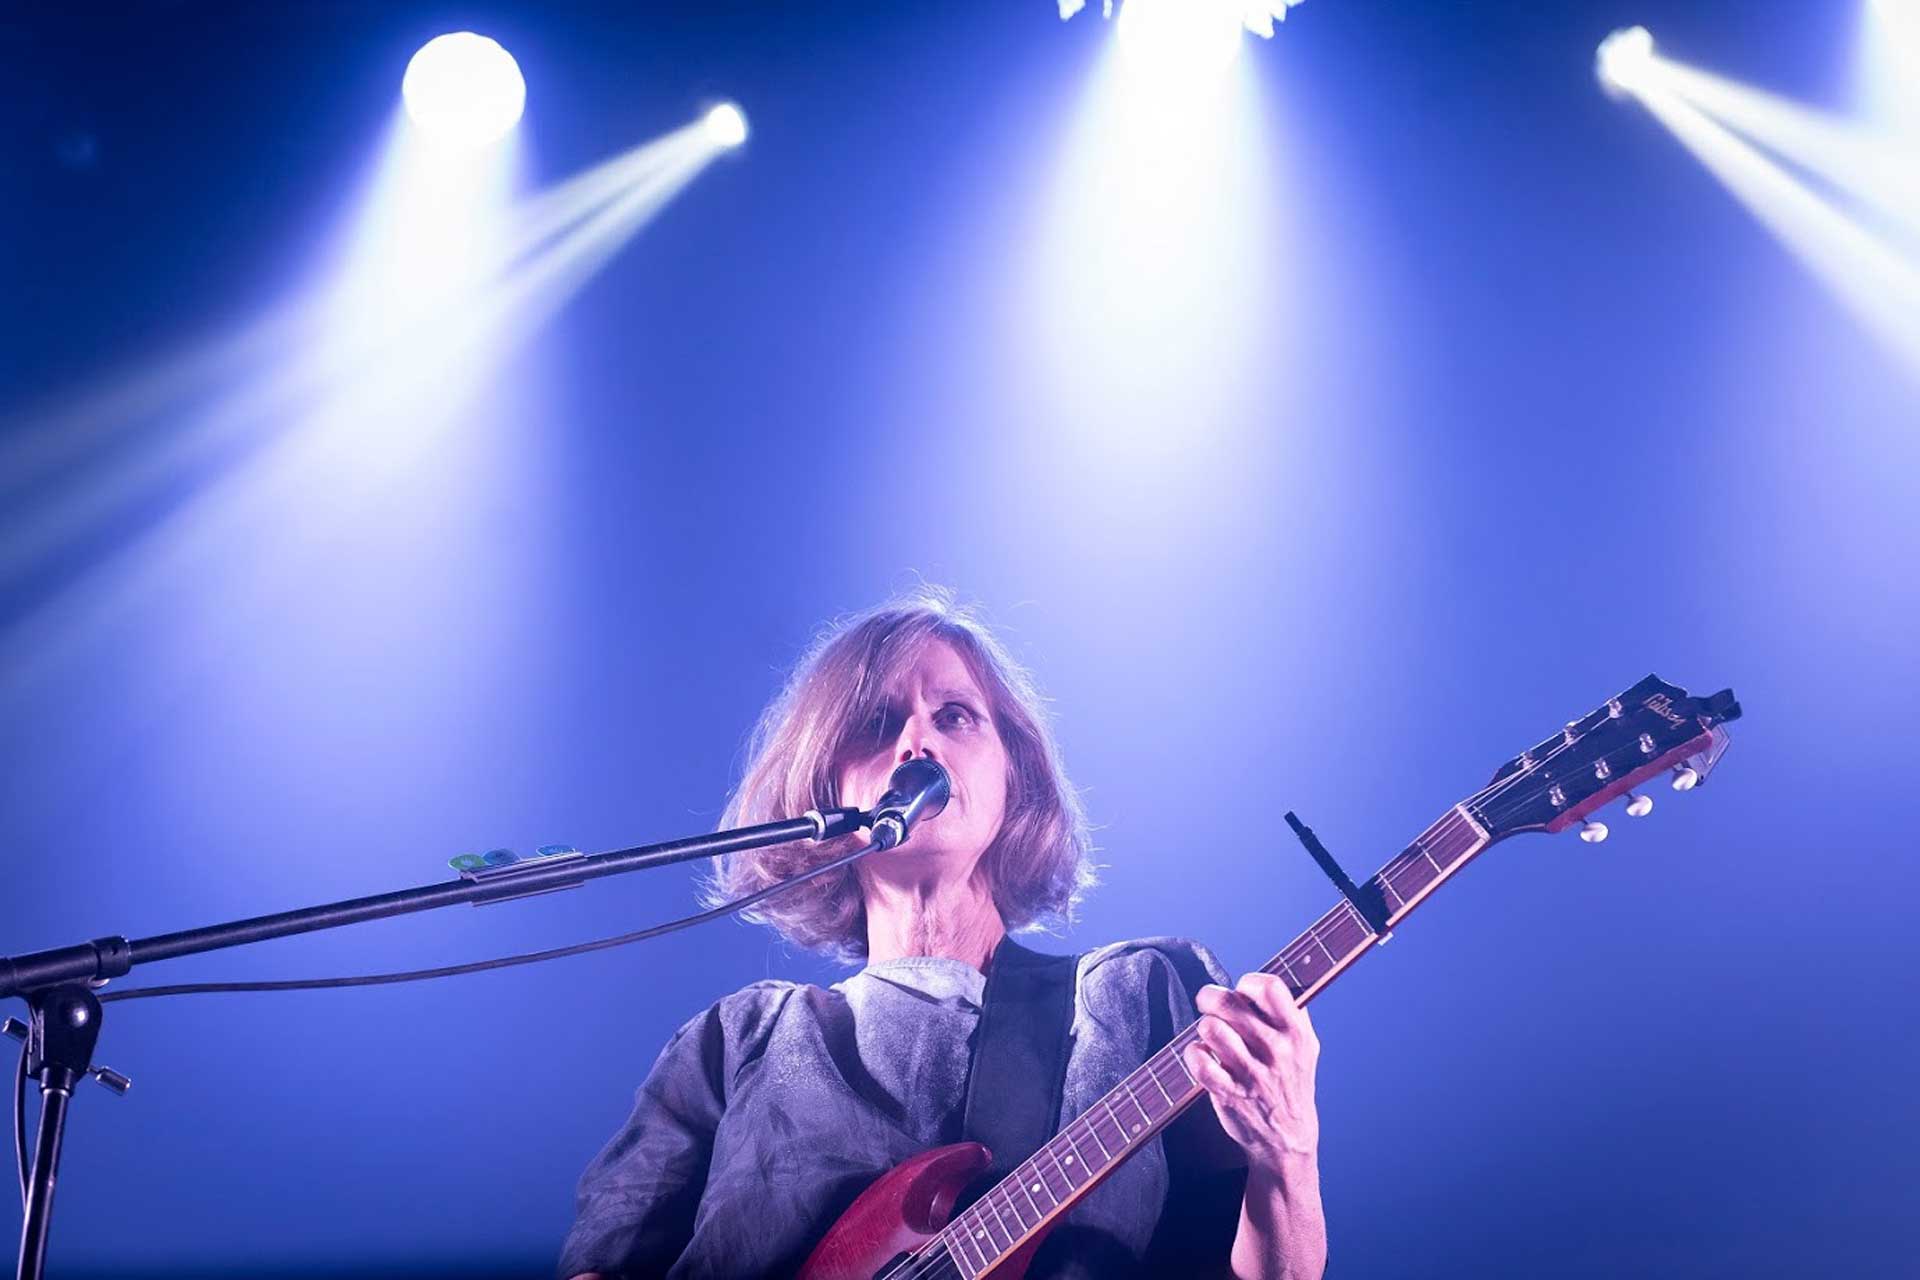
[798,1143,1047,1280]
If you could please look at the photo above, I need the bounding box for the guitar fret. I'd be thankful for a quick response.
[950,1217,987,1275]
[1311,928,1338,964]
[1288,941,1321,977]
[1145,1060,1176,1107]
[1033,1153,1063,1206]
[1014,1174,1043,1221]
[1385,857,1423,899]
[982,1193,1015,1249]
[1335,899,1373,939]
[1036,1149,1068,1200]
[1044,1139,1083,1190]
[1067,1133,1093,1179]
[1160,1046,1197,1095]
[1022,1165,1057,1212]
[969,1221,995,1274]
[1064,1120,1103,1173]
[997,1185,1032,1238]
[1082,1113,1113,1160]
[1430,810,1482,865]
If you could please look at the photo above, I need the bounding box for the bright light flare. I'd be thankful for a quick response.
[1637,88,1920,371]
[1649,57,1920,244]
[0,115,725,687]
[1118,0,1248,81]
[402,33,526,150]
[1605,30,1920,376]
[1019,0,1285,476]
[1861,0,1920,136]
[703,102,749,149]
[1597,26,1658,97]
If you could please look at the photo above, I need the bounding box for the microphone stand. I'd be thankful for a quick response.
[0,805,870,1280]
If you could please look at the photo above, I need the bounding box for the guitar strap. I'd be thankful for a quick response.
[960,934,1080,1185]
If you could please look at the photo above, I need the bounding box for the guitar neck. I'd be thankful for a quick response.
[928,803,1493,1277]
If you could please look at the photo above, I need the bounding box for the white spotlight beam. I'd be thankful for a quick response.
[1861,0,1920,133]
[1655,57,1920,241]
[385,122,717,383]
[0,115,734,655]
[0,301,313,503]
[0,74,704,504]
[1632,80,1920,372]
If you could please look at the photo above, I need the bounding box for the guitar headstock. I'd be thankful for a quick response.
[1472,675,1741,843]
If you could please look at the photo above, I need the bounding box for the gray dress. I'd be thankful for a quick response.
[558,937,1249,1279]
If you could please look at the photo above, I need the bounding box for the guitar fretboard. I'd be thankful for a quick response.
[926,803,1491,1278]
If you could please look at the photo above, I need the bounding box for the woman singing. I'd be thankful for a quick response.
[560,592,1327,1278]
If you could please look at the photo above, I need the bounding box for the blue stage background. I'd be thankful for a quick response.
[2,1,1914,1275]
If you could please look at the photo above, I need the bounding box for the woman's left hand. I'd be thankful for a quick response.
[1179,973,1320,1172]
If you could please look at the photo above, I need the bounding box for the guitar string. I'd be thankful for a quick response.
[883,721,1710,1280]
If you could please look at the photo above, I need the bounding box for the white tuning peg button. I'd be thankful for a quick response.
[1671,766,1700,792]
[1578,820,1609,843]
[1625,793,1654,817]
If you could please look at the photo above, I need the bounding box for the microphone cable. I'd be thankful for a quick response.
[92,837,875,1003]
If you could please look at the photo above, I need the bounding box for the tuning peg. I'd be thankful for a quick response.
[1578,820,1609,843]
[1625,792,1654,817]
[1671,766,1700,792]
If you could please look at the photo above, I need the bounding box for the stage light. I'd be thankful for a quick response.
[1597,26,1658,97]
[1065,0,1306,44]
[703,102,749,149]
[402,33,526,150]
[1117,0,1248,82]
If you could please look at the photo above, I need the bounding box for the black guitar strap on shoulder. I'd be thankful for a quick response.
[961,934,1080,1185]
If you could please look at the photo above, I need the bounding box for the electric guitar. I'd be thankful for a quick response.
[798,675,1742,1280]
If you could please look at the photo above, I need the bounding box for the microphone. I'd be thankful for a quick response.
[866,758,952,852]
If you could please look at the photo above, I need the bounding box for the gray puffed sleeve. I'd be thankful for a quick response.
[557,1004,728,1278]
[559,981,798,1279]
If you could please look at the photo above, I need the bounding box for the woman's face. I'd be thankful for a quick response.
[836,638,1011,879]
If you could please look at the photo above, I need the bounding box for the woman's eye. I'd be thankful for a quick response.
[937,704,977,728]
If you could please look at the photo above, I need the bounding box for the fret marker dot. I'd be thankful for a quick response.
[1031,1181,1041,1193]
[1064,1155,1074,1164]
[977,1230,987,1239]
[1131,1123,1141,1133]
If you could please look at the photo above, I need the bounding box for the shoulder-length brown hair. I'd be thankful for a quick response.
[701,589,1096,963]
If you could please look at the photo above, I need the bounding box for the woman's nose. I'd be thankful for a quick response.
[896,715,938,763]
